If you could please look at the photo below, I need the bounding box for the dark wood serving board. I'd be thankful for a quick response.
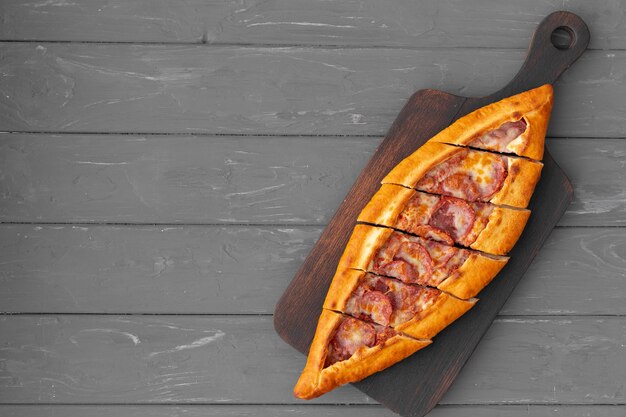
[274,11,590,417]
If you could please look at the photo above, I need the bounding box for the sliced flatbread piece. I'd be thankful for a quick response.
[336,224,507,299]
[382,142,543,209]
[358,184,530,256]
[293,309,430,399]
[430,84,553,160]
[324,269,476,339]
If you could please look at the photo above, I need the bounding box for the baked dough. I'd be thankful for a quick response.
[429,84,553,160]
[358,183,531,256]
[334,224,508,299]
[471,206,531,255]
[437,252,509,299]
[382,142,543,209]
[324,268,476,339]
[293,309,430,400]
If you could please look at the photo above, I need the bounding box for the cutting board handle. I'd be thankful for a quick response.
[480,11,590,104]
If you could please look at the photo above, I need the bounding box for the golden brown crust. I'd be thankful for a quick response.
[293,309,431,400]
[322,267,475,339]
[335,224,393,273]
[517,88,553,161]
[429,84,553,160]
[323,225,390,311]
[438,253,509,299]
[294,309,343,399]
[324,225,393,311]
[380,141,542,209]
[395,294,476,339]
[336,223,509,300]
[381,141,462,188]
[357,183,415,226]
[323,268,366,312]
[490,157,543,208]
[358,184,530,256]
[470,207,531,255]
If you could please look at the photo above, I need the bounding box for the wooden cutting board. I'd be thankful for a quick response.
[274,11,590,417]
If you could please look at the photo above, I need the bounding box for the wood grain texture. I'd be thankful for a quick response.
[0,44,624,137]
[1,405,625,417]
[0,134,372,224]
[0,0,212,43]
[0,315,624,405]
[555,140,626,226]
[1,225,624,315]
[499,228,626,316]
[0,314,371,404]
[0,225,320,314]
[0,0,624,49]
[442,317,626,405]
[1,135,624,225]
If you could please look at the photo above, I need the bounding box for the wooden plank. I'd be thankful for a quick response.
[0,134,372,224]
[1,405,399,417]
[0,314,370,404]
[2,225,623,316]
[0,315,624,404]
[0,135,623,226]
[0,0,624,50]
[0,225,321,314]
[401,406,626,417]
[499,228,626,316]
[555,140,626,226]
[0,1,209,43]
[0,44,624,137]
[1,405,625,417]
[441,317,626,405]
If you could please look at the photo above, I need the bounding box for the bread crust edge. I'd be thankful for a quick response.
[293,309,431,399]
[429,84,553,160]
[471,207,531,255]
[438,253,509,299]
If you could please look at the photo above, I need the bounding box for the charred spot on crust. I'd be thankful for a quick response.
[510,163,521,177]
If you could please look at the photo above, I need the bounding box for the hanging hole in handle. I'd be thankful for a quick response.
[551,26,575,50]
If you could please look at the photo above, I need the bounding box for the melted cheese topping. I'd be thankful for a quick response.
[406,192,438,220]
[353,274,440,327]
[393,191,496,248]
[417,148,507,201]
[469,119,528,155]
[449,200,475,237]
[459,150,506,198]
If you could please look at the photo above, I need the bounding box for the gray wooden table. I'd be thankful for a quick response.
[1,1,625,416]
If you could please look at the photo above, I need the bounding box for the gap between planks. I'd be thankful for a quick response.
[0,39,625,52]
[0,222,625,229]
[1,313,624,318]
[1,131,389,138]
[0,40,571,50]
[1,402,625,406]
[1,131,624,140]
